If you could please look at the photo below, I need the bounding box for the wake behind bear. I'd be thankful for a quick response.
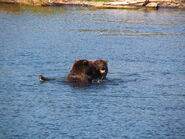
[40,59,108,84]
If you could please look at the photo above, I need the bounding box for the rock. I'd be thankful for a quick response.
[146,2,158,8]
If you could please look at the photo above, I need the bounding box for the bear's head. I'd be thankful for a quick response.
[92,60,108,80]
[67,59,101,83]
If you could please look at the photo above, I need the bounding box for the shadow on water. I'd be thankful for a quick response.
[0,3,21,13]
[0,4,67,14]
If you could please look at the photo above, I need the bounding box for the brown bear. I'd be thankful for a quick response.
[39,59,108,83]
[91,60,108,80]
[67,59,101,83]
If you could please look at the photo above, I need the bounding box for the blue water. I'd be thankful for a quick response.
[0,4,185,138]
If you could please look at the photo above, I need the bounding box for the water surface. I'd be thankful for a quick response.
[0,4,185,139]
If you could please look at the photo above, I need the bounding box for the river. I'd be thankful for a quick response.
[0,4,185,139]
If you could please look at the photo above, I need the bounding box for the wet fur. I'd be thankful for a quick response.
[67,59,101,83]
[39,59,108,83]
[91,60,108,80]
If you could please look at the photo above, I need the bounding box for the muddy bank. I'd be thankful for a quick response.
[0,0,185,8]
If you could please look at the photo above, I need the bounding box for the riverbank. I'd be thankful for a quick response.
[158,0,185,8]
[0,0,185,9]
[42,1,158,9]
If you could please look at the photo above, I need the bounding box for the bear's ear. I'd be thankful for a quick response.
[83,60,89,66]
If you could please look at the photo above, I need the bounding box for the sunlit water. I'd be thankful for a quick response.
[0,4,185,139]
